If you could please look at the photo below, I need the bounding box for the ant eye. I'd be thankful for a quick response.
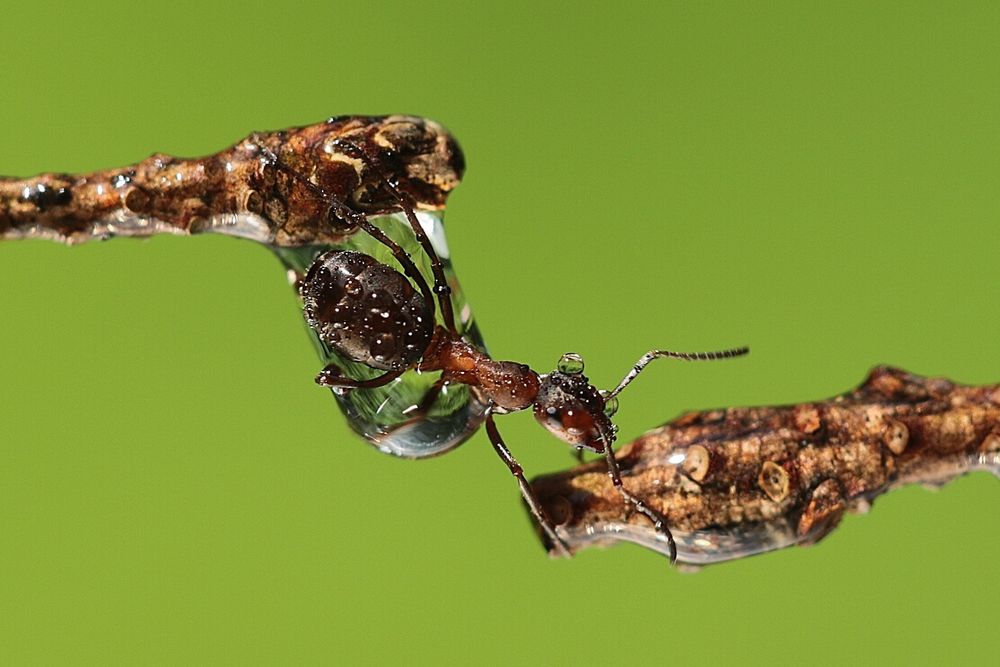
[558,408,594,435]
[534,401,603,451]
[541,405,587,431]
[557,353,585,375]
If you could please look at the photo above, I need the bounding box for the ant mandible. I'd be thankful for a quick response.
[260,139,748,563]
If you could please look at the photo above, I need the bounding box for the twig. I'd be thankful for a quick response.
[530,366,1000,566]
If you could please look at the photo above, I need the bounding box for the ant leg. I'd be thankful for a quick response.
[315,365,404,389]
[606,346,750,399]
[405,375,447,421]
[329,138,458,334]
[389,374,447,424]
[484,411,572,557]
[598,424,677,564]
[257,147,437,324]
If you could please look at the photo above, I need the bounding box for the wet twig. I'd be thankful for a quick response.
[530,367,1000,566]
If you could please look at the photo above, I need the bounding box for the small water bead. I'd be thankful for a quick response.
[557,353,585,375]
[602,394,619,417]
[324,205,357,233]
[344,277,363,297]
[370,332,398,363]
[365,289,393,312]
[330,304,353,329]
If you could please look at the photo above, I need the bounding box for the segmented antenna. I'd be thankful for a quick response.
[607,346,749,399]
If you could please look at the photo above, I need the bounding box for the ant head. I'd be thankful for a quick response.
[533,354,616,453]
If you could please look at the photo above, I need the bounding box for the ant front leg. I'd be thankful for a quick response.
[598,425,678,564]
[256,145,438,326]
[315,365,404,390]
[484,412,572,557]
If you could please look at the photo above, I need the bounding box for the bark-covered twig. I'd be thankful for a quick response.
[1,115,463,247]
[530,367,1000,566]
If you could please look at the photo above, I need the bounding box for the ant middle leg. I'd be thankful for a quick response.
[484,412,572,557]
[598,424,678,564]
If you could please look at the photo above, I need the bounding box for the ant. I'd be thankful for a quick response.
[259,139,748,563]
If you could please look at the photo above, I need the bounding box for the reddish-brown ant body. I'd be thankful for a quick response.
[265,139,747,562]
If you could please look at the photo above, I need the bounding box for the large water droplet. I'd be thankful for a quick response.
[272,210,488,459]
[602,393,619,417]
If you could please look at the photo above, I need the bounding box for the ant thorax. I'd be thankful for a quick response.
[418,331,540,412]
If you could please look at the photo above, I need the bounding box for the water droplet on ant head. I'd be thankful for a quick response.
[602,394,619,417]
[557,353,585,375]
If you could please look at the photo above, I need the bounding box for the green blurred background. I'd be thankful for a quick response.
[1,1,997,664]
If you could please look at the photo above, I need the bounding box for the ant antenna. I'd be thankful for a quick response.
[328,138,458,334]
[607,346,750,399]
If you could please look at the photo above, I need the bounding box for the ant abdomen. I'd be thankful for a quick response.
[300,250,433,371]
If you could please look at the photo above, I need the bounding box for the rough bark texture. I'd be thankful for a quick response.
[530,367,1000,566]
[0,115,464,247]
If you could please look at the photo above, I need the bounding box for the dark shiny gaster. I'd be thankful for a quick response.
[301,250,432,371]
